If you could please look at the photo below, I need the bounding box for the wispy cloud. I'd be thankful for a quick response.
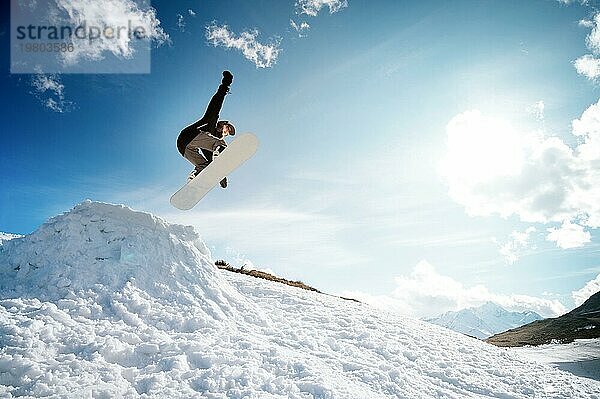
[177,14,186,32]
[531,100,545,122]
[30,71,72,113]
[296,0,348,17]
[177,9,196,33]
[290,19,310,37]
[205,23,281,68]
[556,0,590,5]
[495,227,537,264]
[441,101,600,251]
[161,206,368,270]
[393,232,492,248]
[343,260,567,318]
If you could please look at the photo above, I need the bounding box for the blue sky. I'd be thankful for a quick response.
[2,0,600,318]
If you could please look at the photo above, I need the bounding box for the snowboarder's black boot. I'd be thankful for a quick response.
[187,169,200,183]
[222,71,233,86]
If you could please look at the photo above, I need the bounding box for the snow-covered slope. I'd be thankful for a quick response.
[510,339,600,381]
[0,232,21,245]
[425,302,543,339]
[1,201,598,398]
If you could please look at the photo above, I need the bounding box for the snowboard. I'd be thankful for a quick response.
[170,133,259,210]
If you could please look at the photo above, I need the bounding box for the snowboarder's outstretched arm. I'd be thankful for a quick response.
[189,71,233,136]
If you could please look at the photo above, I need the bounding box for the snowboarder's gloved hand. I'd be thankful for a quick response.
[213,145,226,157]
[222,71,233,86]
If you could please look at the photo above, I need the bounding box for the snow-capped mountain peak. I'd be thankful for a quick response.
[425,302,543,339]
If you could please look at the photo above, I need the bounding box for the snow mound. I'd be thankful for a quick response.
[0,200,252,322]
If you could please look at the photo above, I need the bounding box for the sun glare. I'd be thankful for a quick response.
[441,110,525,184]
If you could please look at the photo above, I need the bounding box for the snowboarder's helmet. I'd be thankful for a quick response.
[217,120,235,136]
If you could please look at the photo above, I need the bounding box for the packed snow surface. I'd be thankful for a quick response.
[425,302,542,339]
[510,339,600,381]
[1,201,599,398]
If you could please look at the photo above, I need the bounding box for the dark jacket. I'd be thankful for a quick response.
[177,83,229,156]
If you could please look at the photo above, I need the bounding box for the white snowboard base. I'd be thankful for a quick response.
[170,133,259,210]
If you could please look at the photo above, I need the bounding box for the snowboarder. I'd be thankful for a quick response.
[177,71,236,188]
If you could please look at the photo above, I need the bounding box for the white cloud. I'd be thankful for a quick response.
[205,23,281,68]
[296,0,348,16]
[30,71,71,113]
[343,260,566,318]
[177,14,185,32]
[53,0,169,65]
[177,9,195,33]
[575,12,600,79]
[572,273,600,306]
[532,100,545,121]
[20,0,38,11]
[290,19,310,37]
[557,0,589,5]
[495,227,537,264]
[519,41,529,55]
[203,1,343,67]
[547,221,591,249]
[441,101,600,250]
[572,98,600,164]
[575,54,600,79]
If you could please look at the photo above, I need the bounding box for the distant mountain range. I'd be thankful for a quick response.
[486,291,600,347]
[425,302,542,339]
